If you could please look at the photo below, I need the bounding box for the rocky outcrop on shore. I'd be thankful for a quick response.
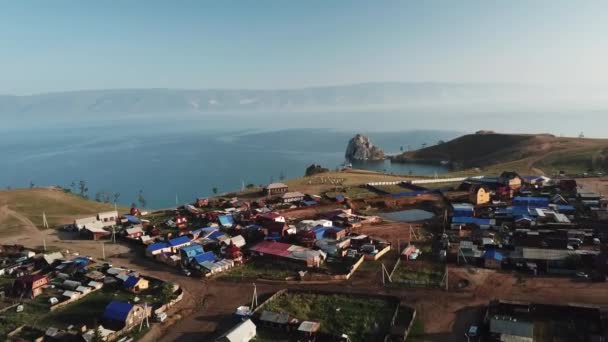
[345,134,385,161]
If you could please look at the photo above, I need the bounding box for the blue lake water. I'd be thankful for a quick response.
[0,118,456,208]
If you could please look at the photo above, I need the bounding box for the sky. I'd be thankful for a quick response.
[1,0,608,94]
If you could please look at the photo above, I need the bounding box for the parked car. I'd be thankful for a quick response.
[181,268,192,277]
[155,312,168,322]
[575,272,588,279]
[467,325,479,337]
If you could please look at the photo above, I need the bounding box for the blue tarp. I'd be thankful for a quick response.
[218,215,235,227]
[147,242,169,253]
[169,236,191,246]
[193,251,216,264]
[303,200,318,206]
[102,301,134,322]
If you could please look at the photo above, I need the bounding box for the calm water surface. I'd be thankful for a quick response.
[0,119,456,208]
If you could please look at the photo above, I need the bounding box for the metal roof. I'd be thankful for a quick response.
[265,183,288,189]
[490,317,534,338]
[169,236,191,246]
[103,301,134,322]
[521,248,573,260]
[250,241,292,257]
[194,251,216,264]
[217,318,257,342]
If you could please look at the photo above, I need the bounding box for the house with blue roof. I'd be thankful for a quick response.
[179,244,205,267]
[122,276,149,293]
[193,251,216,265]
[208,231,227,241]
[218,215,235,228]
[146,242,171,257]
[482,249,504,269]
[102,301,150,330]
[169,236,192,252]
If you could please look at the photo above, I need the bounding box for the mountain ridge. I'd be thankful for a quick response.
[2,82,606,119]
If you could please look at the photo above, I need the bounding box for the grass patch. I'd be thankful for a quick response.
[390,262,445,288]
[262,292,396,342]
[406,317,426,341]
[219,260,296,281]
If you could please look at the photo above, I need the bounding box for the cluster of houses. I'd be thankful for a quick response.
[140,183,391,279]
[482,299,607,341]
[0,244,176,341]
[446,171,608,277]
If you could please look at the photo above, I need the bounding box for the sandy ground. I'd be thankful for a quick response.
[575,176,608,195]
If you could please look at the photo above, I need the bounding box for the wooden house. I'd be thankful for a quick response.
[469,185,491,205]
[499,171,523,190]
[263,183,289,196]
[12,274,49,298]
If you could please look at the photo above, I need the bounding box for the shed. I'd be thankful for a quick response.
[483,249,504,269]
[62,279,81,290]
[88,281,103,290]
[298,321,321,335]
[62,290,80,300]
[222,235,246,248]
[76,285,92,294]
[216,318,257,342]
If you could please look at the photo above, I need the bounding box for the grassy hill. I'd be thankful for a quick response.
[391,132,608,175]
[0,187,128,238]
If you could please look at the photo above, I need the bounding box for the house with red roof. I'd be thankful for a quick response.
[12,274,49,298]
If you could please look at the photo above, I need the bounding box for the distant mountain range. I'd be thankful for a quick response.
[1,82,606,120]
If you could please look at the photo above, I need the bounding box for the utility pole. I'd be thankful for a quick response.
[42,212,49,229]
[251,283,258,310]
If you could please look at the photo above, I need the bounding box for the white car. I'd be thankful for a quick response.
[468,325,478,337]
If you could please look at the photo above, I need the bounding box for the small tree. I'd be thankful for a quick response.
[113,192,120,204]
[137,190,147,208]
[212,187,218,195]
[29,181,35,189]
[160,282,175,304]
[78,180,89,198]
[95,191,103,202]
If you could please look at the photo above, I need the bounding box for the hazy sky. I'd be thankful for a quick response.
[2,0,607,94]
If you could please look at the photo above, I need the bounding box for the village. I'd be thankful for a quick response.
[2,169,608,342]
